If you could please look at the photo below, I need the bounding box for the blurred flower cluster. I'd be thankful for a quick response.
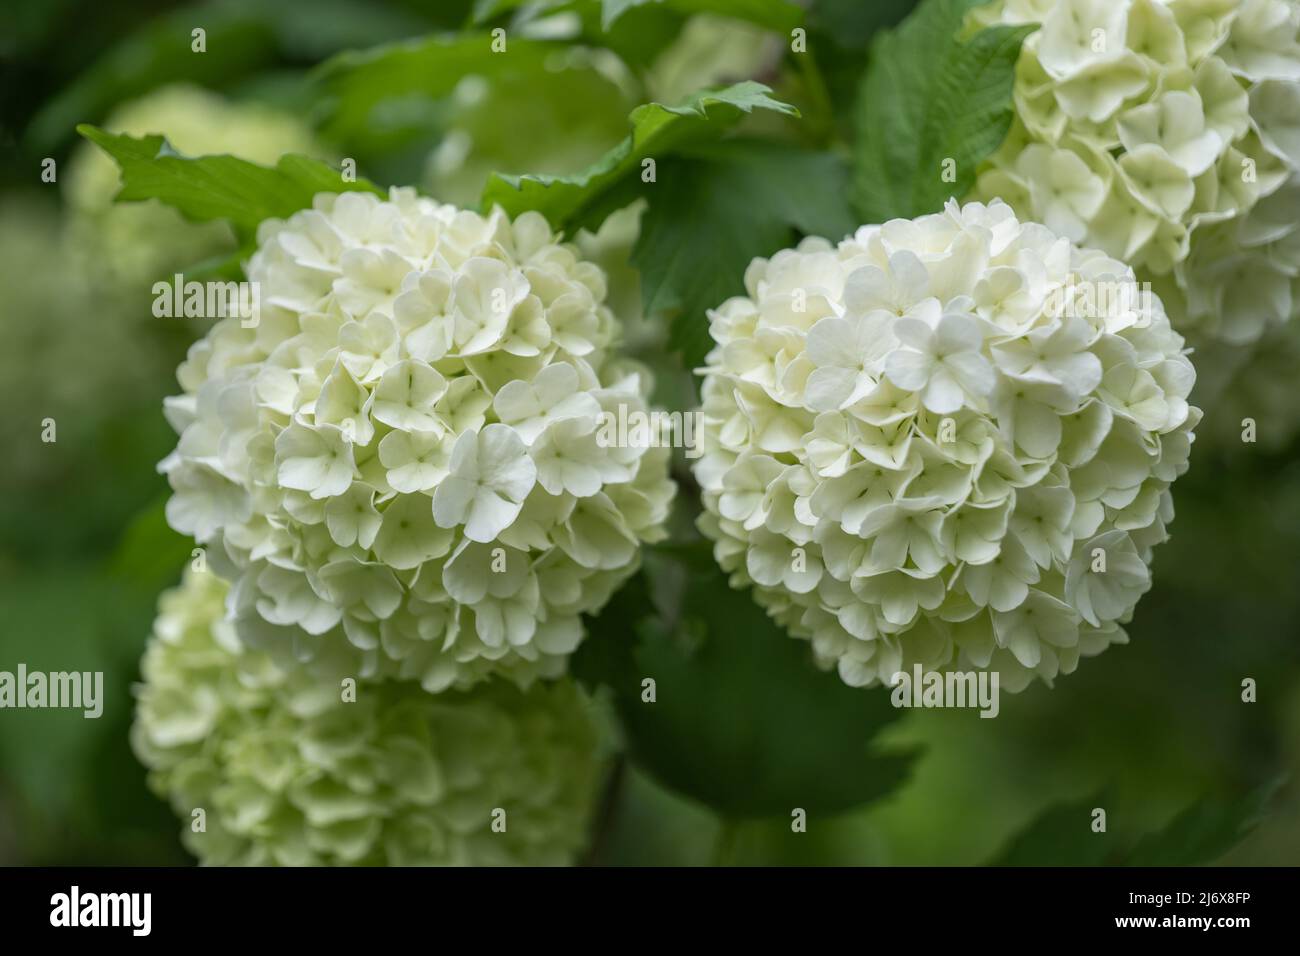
[133,569,603,866]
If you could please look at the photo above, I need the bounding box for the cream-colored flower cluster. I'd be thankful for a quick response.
[133,570,603,866]
[694,200,1199,691]
[973,0,1300,346]
[161,188,674,691]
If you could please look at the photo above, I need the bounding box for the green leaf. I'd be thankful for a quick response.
[989,781,1281,866]
[75,125,382,242]
[481,82,799,232]
[472,0,801,34]
[314,33,558,151]
[852,0,1031,222]
[22,0,427,155]
[471,0,686,67]
[989,792,1116,866]
[601,0,803,32]
[0,564,176,863]
[425,61,635,208]
[602,0,648,28]
[575,544,920,820]
[1124,780,1282,867]
[634,141,856,371]
[106,495,193,596]
[807,0,919,49]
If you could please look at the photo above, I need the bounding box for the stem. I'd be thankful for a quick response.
[795,48,836,148]
[582,754,627,866]
[712,818,743,867]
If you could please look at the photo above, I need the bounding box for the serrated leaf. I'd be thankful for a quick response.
[75,125,382,241]
[631,141,856,371]
[575,544,920,820]
[852,0,1030,222]
[481,82,799,231]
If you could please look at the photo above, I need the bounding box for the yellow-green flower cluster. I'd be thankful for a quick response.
[133,569,604,866]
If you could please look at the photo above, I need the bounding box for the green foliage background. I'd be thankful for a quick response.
[0,0,1297,866]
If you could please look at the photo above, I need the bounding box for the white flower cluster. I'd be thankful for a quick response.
[694,200,1199,691]
[162,188,674,692]
[973,0,1300,345]
[133,570,604,866]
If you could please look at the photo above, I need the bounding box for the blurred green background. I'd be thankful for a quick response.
[0,0,1297,866]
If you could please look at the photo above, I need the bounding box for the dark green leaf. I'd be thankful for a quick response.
[1125,780,1282,866]
[989,792,1116,866]
[806,0,919,49]
[106,495,192,596]
[989,781,1281,866]
[633,141,856,370]
[852,0,1030,222]
[804,0,921,126]
[575,544,920,820]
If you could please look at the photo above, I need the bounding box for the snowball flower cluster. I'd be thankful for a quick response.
[133,569,604,866]
[161,188,674,691]
[694,200,1199,691]
[972,0,1300,345]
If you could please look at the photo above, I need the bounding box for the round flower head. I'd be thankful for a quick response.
[66,84,326,288]
[971,0,1300,347]
[133,569,605,866]
[693,199,1199,692]
[160,188,675,691]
